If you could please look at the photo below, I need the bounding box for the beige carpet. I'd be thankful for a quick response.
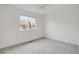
[0,39,79,54]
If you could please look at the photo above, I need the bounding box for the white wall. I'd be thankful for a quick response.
[45,7,79,45]
[0,5,44,49]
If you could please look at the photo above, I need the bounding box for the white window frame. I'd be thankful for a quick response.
[19,15,37,31]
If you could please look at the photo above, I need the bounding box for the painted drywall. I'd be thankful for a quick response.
[0,5,44,49]
[45,7,79,45]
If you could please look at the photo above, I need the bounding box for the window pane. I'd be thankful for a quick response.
[19,15,37,31]
[20,15,29,30]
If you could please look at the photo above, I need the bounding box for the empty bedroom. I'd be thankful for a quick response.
[0,4,79,54]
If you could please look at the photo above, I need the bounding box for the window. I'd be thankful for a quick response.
[19,15,37,31]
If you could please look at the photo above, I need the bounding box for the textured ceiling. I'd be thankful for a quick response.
[12,4,79,15]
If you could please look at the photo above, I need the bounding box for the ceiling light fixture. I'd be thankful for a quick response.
[39,4,47,9]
